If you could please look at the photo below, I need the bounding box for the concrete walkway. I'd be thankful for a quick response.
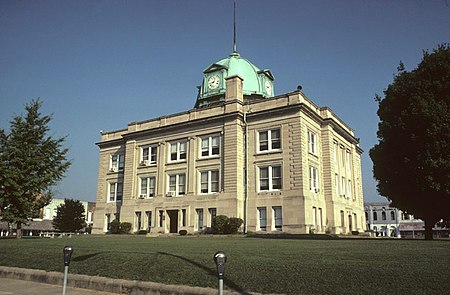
[0,277,117,295]
[0,266,249,295]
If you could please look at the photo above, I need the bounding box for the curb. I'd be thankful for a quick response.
[0,266,249,295]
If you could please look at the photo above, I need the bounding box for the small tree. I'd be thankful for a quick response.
[370,44,450,239]
[52,199,85,232]
[0,99,71,238]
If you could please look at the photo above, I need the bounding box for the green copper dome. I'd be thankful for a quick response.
[196,52,274,108]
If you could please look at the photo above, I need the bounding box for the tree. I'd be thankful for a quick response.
[0,99,71,238]
[52,199,85,232]
[370,44,450,240]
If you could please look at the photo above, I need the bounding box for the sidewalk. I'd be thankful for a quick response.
[0,277,116,295]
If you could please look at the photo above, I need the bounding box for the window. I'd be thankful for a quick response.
[345,150,351,171]
[135,212,142,231]
[201,136,220,157]
[209,208,217,227]
[108,182,123,202]
[196,209,204,231]
[390,211,395,220]
[146,211,152,231]
[341,177,346,196]
[169,141,187,162]
[140,177,156,198]
[273,206,282,231]
[258,207,267,231]
[259,165,282,191]
[159,210,164,227]
[335,174,339,195]
[318,208,323,229]
[347,180,352,200]
[110,154,124,172]
[182,209,187,227]
[307,130,317,155]
[309,166,319,192]
[340,147,345,167]
[340,210,345,228]
[382,211,386,220]
[258,129,281,152]
[200,170,219,194]
[333,141,338,163]
[373,211,378,221]
[168,173,186,196]
[105,214,111,231]
[141,145,157,165]
[312,207,317,227]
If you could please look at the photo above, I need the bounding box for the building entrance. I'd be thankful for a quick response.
[167,210,179,233]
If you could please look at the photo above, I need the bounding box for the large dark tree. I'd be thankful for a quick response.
[0,99,71,238]
[52,199,85,232]
[370,44,450,240]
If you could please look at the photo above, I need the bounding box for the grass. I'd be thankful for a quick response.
[0,235,449,294]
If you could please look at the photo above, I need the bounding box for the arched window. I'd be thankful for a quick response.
[365,212,368,221]
[382,211,386,220]
[390,211,395,220]
[373,211,378,221]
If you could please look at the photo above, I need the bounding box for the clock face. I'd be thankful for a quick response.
[208,75,220,90]
[265,81,272,95]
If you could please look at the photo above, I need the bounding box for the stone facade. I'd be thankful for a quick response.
[92,75,364,235]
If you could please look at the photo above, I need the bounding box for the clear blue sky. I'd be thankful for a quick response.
[1,0,449,202]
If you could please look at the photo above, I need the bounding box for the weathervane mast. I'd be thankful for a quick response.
[233,0,237,53]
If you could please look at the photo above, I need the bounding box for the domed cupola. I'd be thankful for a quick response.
[195,52,275,108]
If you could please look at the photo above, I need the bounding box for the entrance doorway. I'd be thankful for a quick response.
[167,210,179,233]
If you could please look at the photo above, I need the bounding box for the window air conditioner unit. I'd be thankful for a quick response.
[110,167,118,172]
[139,194,146,199]
[315,188,320,193]
[340,194,346,198]
[166,191,175,197]
[140,160,149,166]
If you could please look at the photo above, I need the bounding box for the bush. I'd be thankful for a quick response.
[120,222,132,234]
[352,231,359,236]
[109,220,132,234]
[136,230,148,235]
[179,230,187,236]
[213,215,243,234]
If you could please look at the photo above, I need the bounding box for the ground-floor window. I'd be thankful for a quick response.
[146,211,152,231]
[182,209,187,227]
[196,209,204,231]
[209,208,217,227]
[159,210,164,227]
[105,214,111,231]
[135,211,142,231]
[273,206,282,231]
[258,207,267,231]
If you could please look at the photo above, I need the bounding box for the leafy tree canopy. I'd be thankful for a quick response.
[0,99,71,237]
[52,198,85,232]
[370,44,450,239]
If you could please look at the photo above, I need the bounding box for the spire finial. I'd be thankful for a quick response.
[233,0,237,53]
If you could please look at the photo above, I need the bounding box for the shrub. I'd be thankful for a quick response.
[136,230,148,235]
[120,222,132,234]
[352,231,359,236]
[213,215,243,234]
[179,230,187,236]
[109,220,121,234]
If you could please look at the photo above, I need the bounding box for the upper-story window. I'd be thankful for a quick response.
[108,182,123,202]
[167,173,186,196]
[333,141,338,163]
[345,150,351,171]
[307,130,317,155]
[140,145,157,166]
[169,141,187,162]
[110,154,124,172]
[258,129,281,152]
[200,170,219,194]
[309,166,319,193]
[201,135,220,158]
[259,165,282,191]
[390,211,395,220]
[139,176,156,198]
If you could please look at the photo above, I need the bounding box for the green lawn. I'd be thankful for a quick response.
[0,235,448,294]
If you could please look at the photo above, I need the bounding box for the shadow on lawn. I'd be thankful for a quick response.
[157,251,251,295]
[72,252,103,262]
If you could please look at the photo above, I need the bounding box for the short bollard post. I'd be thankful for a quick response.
[213,251,227,295]
[62,245,73,295]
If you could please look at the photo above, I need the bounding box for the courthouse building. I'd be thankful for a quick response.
[92,51,365,235]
